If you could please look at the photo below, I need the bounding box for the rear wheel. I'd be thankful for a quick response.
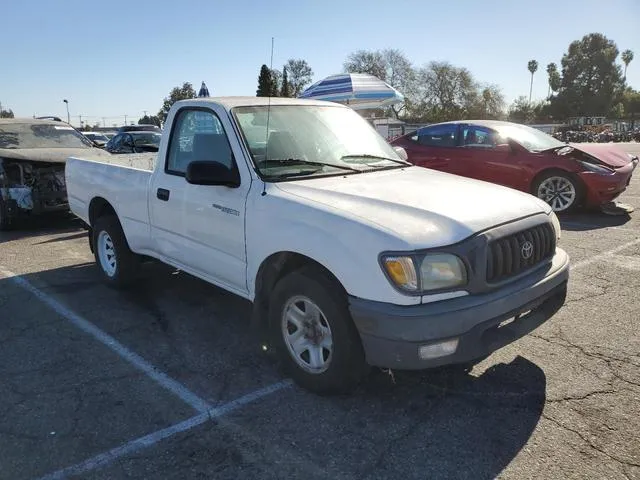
[269,266,368,394]
[533,172,582,213]
[92,215,139,288]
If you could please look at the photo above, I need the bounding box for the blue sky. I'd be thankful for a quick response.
[1,0,638,126]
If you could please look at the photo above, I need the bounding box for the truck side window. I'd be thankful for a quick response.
[166,109,235,175]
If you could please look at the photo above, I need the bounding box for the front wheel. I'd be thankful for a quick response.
[533,172,582,213]
[269,267,368,394]
[92,215,139,288]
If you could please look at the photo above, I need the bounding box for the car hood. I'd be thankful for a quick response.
[569,143,633,168]
[275,166,551,248]
[0,147,112,164]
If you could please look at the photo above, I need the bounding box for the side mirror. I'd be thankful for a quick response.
[186,161,240,188]
[393,146,408,161]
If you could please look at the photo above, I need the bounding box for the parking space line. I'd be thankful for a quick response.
[0,266,211,413]
[38,380,292,480]
[569,238,640,271]
[561,221,636,232]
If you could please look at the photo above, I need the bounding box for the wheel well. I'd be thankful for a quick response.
[251,252,346,333]
[530,168,584,195]
[89,197,116,226]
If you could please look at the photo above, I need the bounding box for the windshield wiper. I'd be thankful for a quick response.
[340,154,409,166]
[262,158,361,172]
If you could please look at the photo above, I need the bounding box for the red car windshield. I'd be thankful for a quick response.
[494,123,566,152]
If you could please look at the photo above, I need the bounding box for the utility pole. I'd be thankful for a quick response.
[124,114,127,126]
[102,117,106,127]
[79,114,83,127]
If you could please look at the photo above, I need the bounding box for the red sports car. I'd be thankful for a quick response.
[391,120,639,213]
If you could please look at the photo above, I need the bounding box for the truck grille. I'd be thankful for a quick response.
[486,223,555,283]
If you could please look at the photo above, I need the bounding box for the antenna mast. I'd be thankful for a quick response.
[262,36,275,196]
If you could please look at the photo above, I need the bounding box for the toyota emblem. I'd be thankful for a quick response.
[521,241,534,260]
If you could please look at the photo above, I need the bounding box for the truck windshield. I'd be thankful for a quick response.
[0,123,93,149]
[232,105,408,180]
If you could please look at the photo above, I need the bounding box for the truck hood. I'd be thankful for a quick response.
[275,166,550,248]
[0,147,111,164]
[569,143,634,168]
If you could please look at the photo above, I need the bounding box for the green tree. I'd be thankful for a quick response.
[550,33,624,119]
[256,65,274,97]
[269,69,281,97]
[508,96,537,124]
[157,82,197,124]
[622,88,640,128]
[621,49,634,80]
[527,60,538,102]
[0,109,14,118]
[281,67,291,97]
[610,102,624,119]
[284,59,313,96]
[139,115,162,127]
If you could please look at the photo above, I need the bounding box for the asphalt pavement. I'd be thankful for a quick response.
[0,143,639,480]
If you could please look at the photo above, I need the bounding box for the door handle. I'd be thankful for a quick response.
[156,188,170,201]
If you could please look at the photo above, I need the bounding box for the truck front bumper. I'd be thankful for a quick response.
[349,248,569,370]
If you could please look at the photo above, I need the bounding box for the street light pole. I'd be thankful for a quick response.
[63,99,70,124]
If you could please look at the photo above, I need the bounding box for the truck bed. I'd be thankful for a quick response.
[80,152,157,172]
[66,153,156,253]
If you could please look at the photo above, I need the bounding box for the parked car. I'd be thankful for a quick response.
[0,118,111,230]
[82,131,110,148]
[105,131,161,154]
[65,97,568,394]
[117,124,161,133]
[391,120,639,213]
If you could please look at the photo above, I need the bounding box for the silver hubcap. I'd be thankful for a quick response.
[97,231,117,277]
[537,176,576,212]
[281,296,333,374]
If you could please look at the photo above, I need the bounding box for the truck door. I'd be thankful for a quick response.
[149,106,250,295]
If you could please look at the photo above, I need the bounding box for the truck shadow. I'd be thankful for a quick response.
[559,211,632,231]
[0,262,545,480]
[0,213,84,244]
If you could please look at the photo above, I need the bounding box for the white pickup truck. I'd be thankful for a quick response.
[66,97,569,393]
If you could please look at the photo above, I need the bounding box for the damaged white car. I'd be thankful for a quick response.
[0,118,111,230]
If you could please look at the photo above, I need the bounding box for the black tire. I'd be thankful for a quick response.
[532,170,583,213]
[268,266,368,394]
[0,198,12,231]
[92,215,139,288]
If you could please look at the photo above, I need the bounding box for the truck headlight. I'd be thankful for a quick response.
[382,253,467,293]
[549,211,561,241]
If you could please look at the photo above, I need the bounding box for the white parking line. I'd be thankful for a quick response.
[0,266,212,413]
[560,221,636,232]
[569,238,640,271]
[38,380,292,480]
[1,265,293,478]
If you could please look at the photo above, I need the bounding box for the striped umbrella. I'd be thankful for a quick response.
[298,73,404,109]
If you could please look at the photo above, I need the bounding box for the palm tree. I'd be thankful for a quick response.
[546,63,557,98]
[622,49,634,80]
[528,60,538,103]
